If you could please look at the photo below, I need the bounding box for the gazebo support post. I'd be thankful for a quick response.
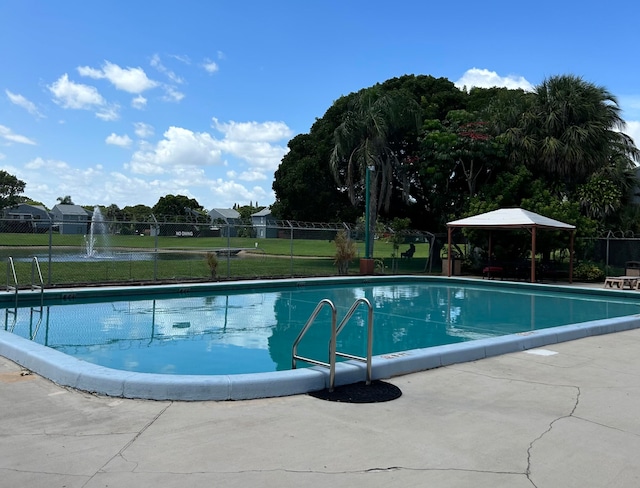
[530,226,537,283]
[447,227,452,277]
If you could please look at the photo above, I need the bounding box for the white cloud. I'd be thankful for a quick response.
[127,126,224,175]
[49,74,106,109]
[236,170,268,182]
[455,68,534,92]
[105,133,133,148]
[150,54,184,84]
[208,179,269,204]
[212,118,292,142]
[18,157,112,207]
[14,150,270,209]
[0,124,36,145]
[162,86,185,102]
[0,152,6,160]
[25,156,70,170]
[96,104,120,121]
[78,61,158,93]
[202,58,219,74]
[623,120,640,151]
[619,95,640,121]
[169,54,191,65]
[132,95,147,109]
[126,119,291,179]
[5,90,44,118]
[211,118,291,170]
[134,122,154,139]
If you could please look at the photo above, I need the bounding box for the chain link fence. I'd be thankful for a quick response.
[1,216,436,289]
[580,231,640,273]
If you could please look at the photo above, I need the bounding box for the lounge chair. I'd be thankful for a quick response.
[603,276,640,289]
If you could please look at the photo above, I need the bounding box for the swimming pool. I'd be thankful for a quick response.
[2,276,640,400]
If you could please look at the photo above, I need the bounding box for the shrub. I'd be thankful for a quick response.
[334,230,357,275]
[205,251,219,279]
[573,262,605,282]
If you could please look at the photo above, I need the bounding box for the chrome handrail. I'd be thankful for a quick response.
[31,257,44,309]
[292,297,374,391]
[292,299,338,387]
[334,297,373,386]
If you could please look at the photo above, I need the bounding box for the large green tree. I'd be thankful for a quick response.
[122,204,153,221]
[152,195,202,220]
[0,170,26,210]
[417,110,509,229]
[505,75,638,185]
[273,72,639,240]
[272,75,464,225]
[329,86,421,255]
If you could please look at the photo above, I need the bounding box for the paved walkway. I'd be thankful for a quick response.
[2,327,640,487]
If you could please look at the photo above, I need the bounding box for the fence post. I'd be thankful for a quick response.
[288,220,294,277]
[226,223,231,279]
[150,214,159,281]
[47,214,53,285]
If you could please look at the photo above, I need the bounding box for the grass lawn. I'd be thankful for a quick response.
[0,233,431,259]
[2,233,432,286]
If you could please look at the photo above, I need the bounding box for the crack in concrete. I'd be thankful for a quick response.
[525,385,581,487]
[80,401,174,488]
[449,366,586,487]
[571,415,640,437]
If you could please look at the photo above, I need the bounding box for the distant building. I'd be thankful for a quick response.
[207,208,241,237]
[251,207,278,238]
[2,203,52,233]
[51,204,90,235]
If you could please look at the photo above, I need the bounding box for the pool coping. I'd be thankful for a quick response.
[2,276,640,400]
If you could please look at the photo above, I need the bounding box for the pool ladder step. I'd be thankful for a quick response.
[292,297,373,392]
[5,257,45,336]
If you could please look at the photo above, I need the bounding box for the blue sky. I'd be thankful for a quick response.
[2,0,639,211]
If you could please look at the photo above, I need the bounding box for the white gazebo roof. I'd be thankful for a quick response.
[447,208,575,230]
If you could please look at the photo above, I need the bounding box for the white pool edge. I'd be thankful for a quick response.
[2,313,639,401]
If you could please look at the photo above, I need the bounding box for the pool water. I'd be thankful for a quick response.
[5,281,640,375]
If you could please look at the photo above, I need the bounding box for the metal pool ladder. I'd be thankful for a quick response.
[5,257,45,335]
[5,257,19,329]
[292,297,374,392]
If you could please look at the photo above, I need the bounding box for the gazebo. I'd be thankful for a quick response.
[446,208,576,283]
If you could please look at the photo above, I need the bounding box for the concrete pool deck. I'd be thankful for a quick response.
[2,326,640,487]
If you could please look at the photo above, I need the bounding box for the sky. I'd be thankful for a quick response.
[2,1,640,212]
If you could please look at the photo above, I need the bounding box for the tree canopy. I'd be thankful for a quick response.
[152,194,203,220]
[272,73,639,237]
[0,170,26,211]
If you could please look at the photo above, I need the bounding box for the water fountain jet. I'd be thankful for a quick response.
[84,206,112,259]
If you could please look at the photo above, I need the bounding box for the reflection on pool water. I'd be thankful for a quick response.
[5,280,640,376]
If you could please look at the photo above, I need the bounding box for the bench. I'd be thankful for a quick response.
[482,266,503,280]
[603,276,640,290]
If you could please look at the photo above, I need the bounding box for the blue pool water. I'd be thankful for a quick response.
[5,279,640,376]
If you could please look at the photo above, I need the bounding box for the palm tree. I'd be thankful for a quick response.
[329,87,420,256]
[57,195,74,205]
[505,75,638,185]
